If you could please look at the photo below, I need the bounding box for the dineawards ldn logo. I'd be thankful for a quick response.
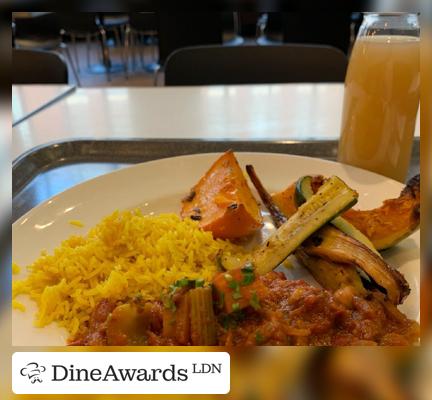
[20,362,47,384]
[12,352,230,395]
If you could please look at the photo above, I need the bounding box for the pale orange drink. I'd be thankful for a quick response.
[338,14,420,182]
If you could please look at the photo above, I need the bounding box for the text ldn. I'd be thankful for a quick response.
[192,363,222,374]
[52,364,188,382]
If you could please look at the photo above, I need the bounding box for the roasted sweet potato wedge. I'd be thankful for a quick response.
[343,175,420,250]
[272,175,420,250]
[181,151,263,239]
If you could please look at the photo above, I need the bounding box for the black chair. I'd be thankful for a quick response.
[125,12,159,75]
[164,44,347,86]
[221,12,244,45]
[282,12,352,54]
[57,13,123,81]
[98,13,130,68]
[13,12,60,46]
[157,13,223,66]
[256,13,284,44]
[238,12,263,37]
[12,49,69,84]
[13,13,79,85]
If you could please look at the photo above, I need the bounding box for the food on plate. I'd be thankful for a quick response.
[13,152,420,346]
[295,249,367,297]
[181,151,262,239]
[247,175,359,275]
[73,271,419,346]
[12,211,243,337]
[246,165,410,306]
[302,226,409,305]
[343,174,420,250]
[295,175,379,255]
[272,174,420,250]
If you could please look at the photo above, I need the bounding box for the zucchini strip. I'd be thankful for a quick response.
[295,249,367,296]
[296,175,381,257]
[246,167,410,305]
[246,166,366,295]
[302,226,410,304]
[251,176,358,275]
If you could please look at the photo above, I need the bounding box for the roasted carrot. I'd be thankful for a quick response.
[212,265,268,313]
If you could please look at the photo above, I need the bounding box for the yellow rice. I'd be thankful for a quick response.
[12,210,243,338]
[69,219,84,228]
[12,262,20,274]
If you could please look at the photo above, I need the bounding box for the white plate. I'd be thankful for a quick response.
[12,153,420,346]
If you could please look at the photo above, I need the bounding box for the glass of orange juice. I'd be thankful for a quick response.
[338,13,420,182]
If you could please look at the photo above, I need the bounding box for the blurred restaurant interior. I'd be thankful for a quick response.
[12,12,360,86]
[11,11,419,178]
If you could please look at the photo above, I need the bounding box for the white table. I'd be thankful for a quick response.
[12,83,420,160]
[12,85,76,126]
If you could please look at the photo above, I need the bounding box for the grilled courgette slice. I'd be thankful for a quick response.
[295,175,381,257]
[251,176,358,275]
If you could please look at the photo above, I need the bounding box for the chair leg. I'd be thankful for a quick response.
[99,27,111,81]
[139,33,145,68]
[120,24,128,77]
[62,45,81,86]
[131,31,137,70]
[86,34,91,69]
[233,12,240,36]
[152,34,158,64]
[124,25,131,79]
[153,64,161,86]
[71,34,80,73]
[114,27,122,53]
[114,26,127,79]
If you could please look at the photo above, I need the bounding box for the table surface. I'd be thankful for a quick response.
[12,83,420,160]
[12,85,76,126]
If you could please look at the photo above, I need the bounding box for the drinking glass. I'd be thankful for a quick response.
[338,13,420,182]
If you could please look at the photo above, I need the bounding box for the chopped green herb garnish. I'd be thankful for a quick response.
[241,270,255,286]
[175,278,190,287]
[168,284,178,296]
[133,292,143,302]
[228,280,239,290]
[255,331,264,344]
[195,278,205,288]
[241,261,254,273]
[162,295,176,312]
[250,291,261,310]
[232,289,242,300]
[232,302,240,312]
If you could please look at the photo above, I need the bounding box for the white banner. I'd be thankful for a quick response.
[12,352,230,394]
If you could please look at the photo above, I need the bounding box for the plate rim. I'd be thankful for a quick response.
[12,151,407,228]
